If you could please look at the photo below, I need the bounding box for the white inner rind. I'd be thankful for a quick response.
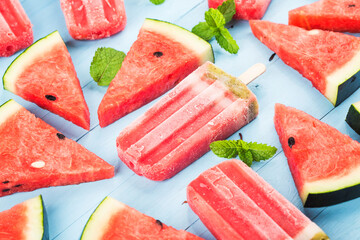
[0,100,23,125]
[25,196,44,240]
[293,222,328,240]
[302,165,360,203]
[81,197,125,240]
[325,49,360,105]
[3,31,63,93]
[142,19,214,64]
[353,101,360,111]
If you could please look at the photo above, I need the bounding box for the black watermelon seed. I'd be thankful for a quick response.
[155,220,163,229]
[14,184,22,188]
[2,189,10,192]
[153,51,163,57]
[269,53,276,62]
[349,4,356,7]
[45,95,57,101]
[288,137,295,149]
[239,133,243,140]
[350,76,356,83]
[56,133,66,140]
[2,181,9,184]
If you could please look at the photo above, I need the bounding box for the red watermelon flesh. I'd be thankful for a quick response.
[97,18,214,127]
[187,160,328,240]
[81,197,204,240]
[3,31,90,130]
[0,0,33,57]
[60,0,126,40]
[274,103,360,207]
[289,0,360,33]
[208,0,271,20]
[0,100,114,197]
[250,20,360,106]
[0,196,46,239]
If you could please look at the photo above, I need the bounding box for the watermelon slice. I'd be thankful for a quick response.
[208,0,272,20]
[187,160,328,239]
[81,197,204,240]
[60,0,127,40]
[97,18,214,127]
[0,0,33,57]
[346,101,360,134]
[289,0,360,33]
[3,31,90,130]
[0,195,48,239]
[0,100,114,197]
[274,103,360,207]
[250,20,360,106]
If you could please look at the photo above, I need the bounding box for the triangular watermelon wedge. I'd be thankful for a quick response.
[289,0,360,33]
[3,31,90,130]
[274,103,360,207]
[97,18,214,127]
[81,197,204,239]
[0,195,48,239]
[0,100,114,197]
[250,20,360,106]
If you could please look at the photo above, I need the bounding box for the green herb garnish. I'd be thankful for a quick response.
[90,47,126,86]
[210,140,277,166]
[192,0,239,54]
[150,0,165,5]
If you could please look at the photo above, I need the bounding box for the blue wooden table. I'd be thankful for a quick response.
[1,0,359,239]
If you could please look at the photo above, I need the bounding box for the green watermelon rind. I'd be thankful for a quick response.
[22,195,48,240]
[2,30,62,93]
[0,99,23,125]
[80,197,122,240]
[346,101,360,135]
[143,18,215,64]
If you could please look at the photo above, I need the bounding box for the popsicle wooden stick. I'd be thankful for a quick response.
[238,63,266,85]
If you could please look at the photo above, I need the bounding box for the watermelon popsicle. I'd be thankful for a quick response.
[116,62,263,181]
[187,160,329,240]
[60,0,126,40]
[0,0,33,57]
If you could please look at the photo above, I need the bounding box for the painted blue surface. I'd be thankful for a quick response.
[1,0,359,239]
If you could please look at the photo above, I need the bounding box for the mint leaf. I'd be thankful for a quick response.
[210,139,277,166]
[205,8,226,28]
[90,47,126,86]
[210,140,239,159]
[215,27,239,54]
[150,0,165,5]
[246,142,278,162]
[217,0,236,23]
[192,22,215,41]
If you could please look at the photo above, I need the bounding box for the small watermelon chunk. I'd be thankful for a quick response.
[0,100,114,197]
[0,195,48,239]
[250,20,360,106]
[97,18,214,127]
[208,0,272,20]
[346,101,360,134]
[0,0,33,57]
[81,197,204,240]
[274,103,360,207]
[60,0,127,40]
[289,0,360,33]
[3,31,90,130]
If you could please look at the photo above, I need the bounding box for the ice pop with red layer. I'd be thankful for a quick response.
[0,0,33,57]
[187,160,329,240]
[116,62,260,181]
[60,0,126,40]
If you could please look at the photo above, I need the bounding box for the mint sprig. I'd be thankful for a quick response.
[210,140,277,166]
[150,0,165,5]
[192,0,239,54]
[90,47,126,86]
